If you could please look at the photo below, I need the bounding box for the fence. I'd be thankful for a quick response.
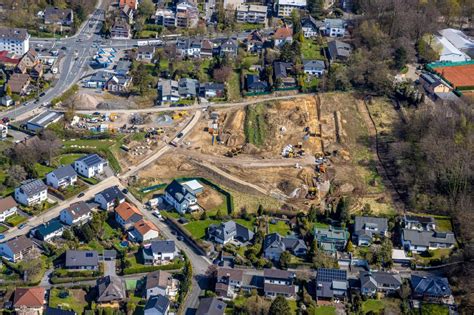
[427,60,474,69]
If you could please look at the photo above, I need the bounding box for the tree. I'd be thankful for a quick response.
[307,0,324,17]
[394,46,407,70]
[213,66,232,83]
[138,0,155,17]
[5,84,12,96]
[279,251,292,268]
[257,205,264,216]
[6,165,27,188]
[215,209,225,220]
[337,197,351,223]
[346,240,354,253]
[269,296,291,315]
[62,229,74,241]
[290,10,302,34]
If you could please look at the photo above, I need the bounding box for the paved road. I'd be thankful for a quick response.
[73,94,315,114]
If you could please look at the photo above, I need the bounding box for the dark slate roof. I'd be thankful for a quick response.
[146,270,172,290]
[264,268,295,280]
[50,165,76,180]
[45,307,76,315]
[3,235,35,255]
[0,27,29,41]
[282,237,307,252]
[360,271,401,289]
[75,154,105,167]
[97,186,125,203]
[403,215,435,225]
[263,233,285,253]
[18,179,47,197]
[303,60,325,71]
[96,275,126,302]
[65,250,99,268]
[103,250,117,259]
[150,240,176,254]
[201,82,225,91]
[165,180,192,203]
[196,297,227,315]
[402,229,456,247]
[317,268,347,282]
[246,74,268,90]
[273,61,293,78]
[411,275,451,297]
[35,219,64,239]
[144,295,170,314]
[328,40,352,60]
[65,201,91,220]
[264,283,296,295]
[302,15,318,29]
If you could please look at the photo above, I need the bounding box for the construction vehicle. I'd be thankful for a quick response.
[306,187,318,199]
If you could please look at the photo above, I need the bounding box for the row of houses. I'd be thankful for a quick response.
[157,78,225,104]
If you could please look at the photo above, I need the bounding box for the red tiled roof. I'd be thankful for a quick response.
[134,219,158,236]
[115,202,142,221]
[13,287,45,308]
[274,27,293,39]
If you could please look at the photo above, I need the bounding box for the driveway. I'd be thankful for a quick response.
[103,259,116,277]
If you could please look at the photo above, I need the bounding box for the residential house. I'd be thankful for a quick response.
[105,75,131,93]
[302,16,319,38]
[263,233,307,260]
[178,78,199,98]
[130,219,160,242]
[96,275,126,305]
[207,220,254,245]
[137,46,156,61]
[115,60,131,76]
[244,30,265,53]
[273,61,296,87]
[236,5,268,24]
[196,297,227,315]
[215,268,243,299]
[154,9,177,27]
[219,38,238,57]
[30,63,44,80]
[316,268,348,300]
[276,0,307,17]
[144,295,170,315]
[419,72,452,98]
[17,49,39,73]
[74,154,106,178]
[120,4,134,24]
[14,179,48,206]
[303,60,325,76]
[163,180,198,214]
[65,250,99,270]
[263,269,297,299]
[320,19,347,37]
[6,73,30,95]
[111,20,131,39]
[26,111,63,132]
[0,95,13,106]
[43,7,74,26]
[13,287,45,315]
[142,240,176,265]
[0,196,17,222]
[60,201,93,226]
[145,270,179,299]
[327,40,352,62]
[95,186,126,211]
[85,71,112,89]
[33,219,64,242]
[0,27,30,55]
[402,215,436,231]
[119,0,138,10]
[246,74,268,93]
[200,39,214,58]
[46,165,77,189]
[314,225,349,254]
[0,51,21,70]
[157,80,180,105]
[177,39,202,58]
[359,271,402,296]
[199,82,225,98]
[0,235,36,262]
[0,123,7,139]
[273,27,293,48]
[115,201,143,229]
[176,1,199,28]
[353,216,389,246]
[411,275,452,303]
[182,180,204,194]
[401,229,455,253]
[224,0,244,10]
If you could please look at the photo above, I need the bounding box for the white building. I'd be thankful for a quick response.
[46,165,77,189]
[143,240,176,265]
[74,154,106,178]
[320,19,347,37]
[145,270,179,300]
[0,124,7,139]
[432,35,471,62]
[236,5,268,24]
[14,179,48,206]
[94,186,126,211]
[130,220,160,243]
[0,196,17,223]
[60,201,93,226]
[276,0,306,17]
[0,27,30,55]
[163,180,199,214]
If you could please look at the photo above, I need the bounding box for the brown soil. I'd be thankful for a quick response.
[197,185,225,211]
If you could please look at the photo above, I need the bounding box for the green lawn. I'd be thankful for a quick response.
[227,71,241,101]
[313,222,330,229]
[288,300,297,314]
[0,225,8,233]
[184,219,220,239]
[415,248,451,265]
[62,138,117,150]
[49,288,88,315]
[234,218,255,230]
[268,220,291,235]
[33,163,54,178]
[362,299,385,314]
[435,218,453,232]
[301,40,326,60]
[126,279,138,290]
[57,153,85,166]
[314,305,336,315]
[5,214,27,227]
[421,303,449,315]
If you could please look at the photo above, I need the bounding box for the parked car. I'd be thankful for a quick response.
[0,234,5,240]
[77,192,85,198]
[122,188,129,194]
[177,235,184,241]
[18,223,27,230]
[152,210,162,219]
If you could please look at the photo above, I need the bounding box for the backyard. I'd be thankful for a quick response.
[301,40,326,60]
[268,220,291,235]
[49,288,88,314]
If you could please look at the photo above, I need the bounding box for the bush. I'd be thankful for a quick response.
[122,260,184,275]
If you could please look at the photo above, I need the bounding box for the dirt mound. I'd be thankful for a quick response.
[178,163,195,172]
[224,109,245,131]
[241,143,260,154]
[297,168,315,186]
[72,92,101,109]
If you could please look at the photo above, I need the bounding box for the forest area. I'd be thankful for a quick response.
[0,0,97,32]
[347,0,474,311]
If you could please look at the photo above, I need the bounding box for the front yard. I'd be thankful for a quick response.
[5,214,27,227]
[49,288,88,315]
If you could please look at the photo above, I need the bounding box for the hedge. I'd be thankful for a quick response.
[50,275,98,284]
[122,260,184,275]
[52,269,101,278]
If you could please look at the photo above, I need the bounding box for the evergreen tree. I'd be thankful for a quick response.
[269,296,291,315]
